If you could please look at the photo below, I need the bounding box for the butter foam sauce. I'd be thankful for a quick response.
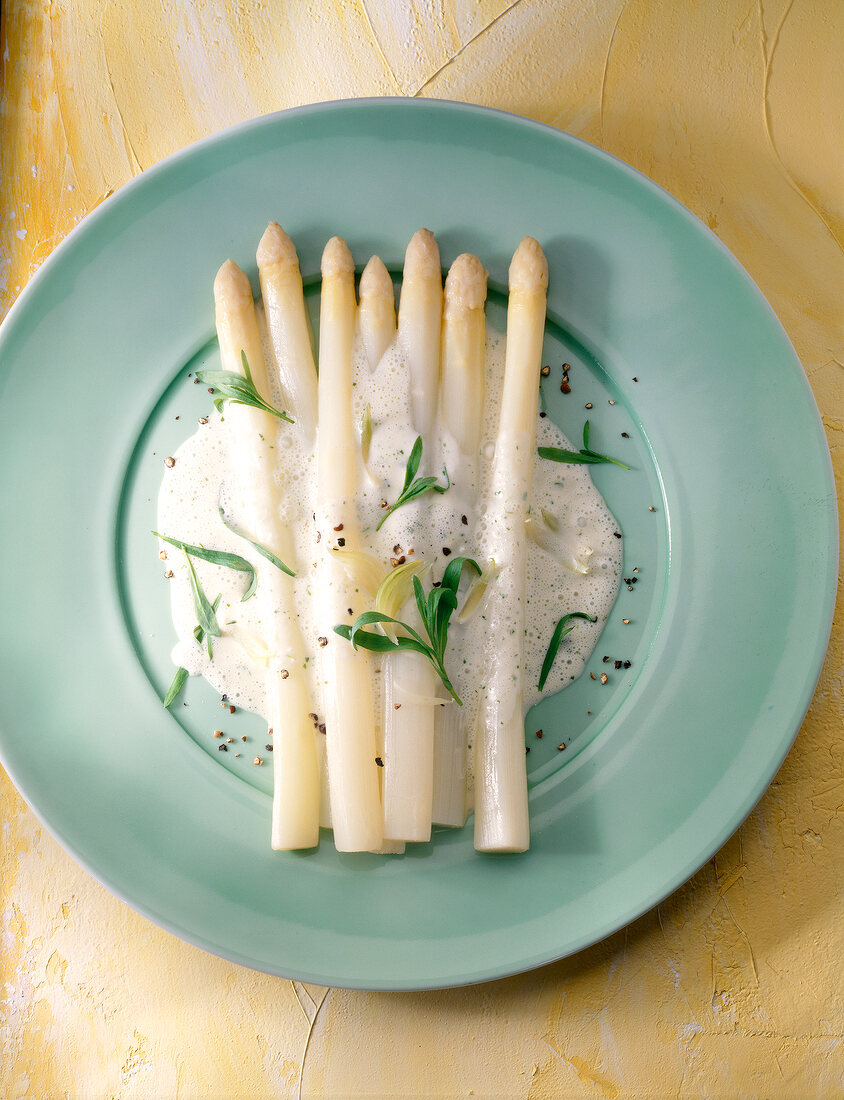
[157,321,622,739]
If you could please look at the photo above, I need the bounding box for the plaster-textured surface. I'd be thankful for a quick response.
[2,2,841,1096]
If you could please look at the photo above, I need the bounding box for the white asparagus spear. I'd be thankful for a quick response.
[358,255,396,371]
[431,253,488,828]
[473,237,548,853]
[257,222,318,439]
[216,259,268,404]
[214,260,320,850]
[441,253,488,465]
[316,237,384,853]
[397,229,443,441]
[379,230,447,844]
[432,702,470,827]
[371,698,406,855]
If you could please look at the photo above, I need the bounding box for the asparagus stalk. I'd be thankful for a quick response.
[441,253,487,469]
[432,703,470,827]
[358,255,396,371]
[432,253,489,828]
[316,237,384,853]
[257,222,319,439]
[375,233,449,843]
[473,237,548,853]
[214,259,320,850]
[382,648,438,843]
[397,229,443,441]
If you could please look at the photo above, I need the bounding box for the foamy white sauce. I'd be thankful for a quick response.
[158,322,621,744]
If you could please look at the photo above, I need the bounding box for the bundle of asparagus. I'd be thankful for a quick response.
[181,225,550,854]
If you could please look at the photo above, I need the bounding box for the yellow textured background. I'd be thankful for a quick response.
[1,1,841,1096]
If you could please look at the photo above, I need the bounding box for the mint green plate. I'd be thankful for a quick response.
[0,100,836,990]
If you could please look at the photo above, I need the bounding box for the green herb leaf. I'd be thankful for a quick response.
[184,550,222,639]
[538,420,630,470]
[195,351,294,423]
[163,594,221,706]
[217,505,296,578]
[335,621,431,657]
[163,666,189,708]
[335,556,480,704]
[376,436,451,530]
[537,448,606,465]
[359,403,373,466]
[403,435,422,489]
[153,531,258,600]
[440,555,482,595]
[346,610,428,652]
[538,611,598,691]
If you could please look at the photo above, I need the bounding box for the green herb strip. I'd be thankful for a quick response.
[334,556,481,705]
[163,667,189,708]
[538,420,630,470]
[376,436,451,531]
[217,506,296,578]
[163,594,221,707]
[153,531,257,601]
[184,550,222,640]
[195,350,293,423]
[537,611,598,691]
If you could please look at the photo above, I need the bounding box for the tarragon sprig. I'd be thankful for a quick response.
[183,549,222,640]
[376,436,450,531]
[153,530,258,600]
[538,420,630,470]
[217,504,295,577]
[163,593,222,708]
[537,611,598,691]
[334,556,480,704]
[195,350,293,423]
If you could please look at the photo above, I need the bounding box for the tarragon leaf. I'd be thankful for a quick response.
[335,620,431,658]
[163,667,189,709]
[184,550,222,639]
[217,505,296,577]
[538,420,630,470]
[538,611,598,692]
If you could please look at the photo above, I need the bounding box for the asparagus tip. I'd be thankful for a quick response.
[509,237,548,293]
[257,221,299,268]
[321,236,355,278]
[444,253,488,312]
[214,259,254,308]
[404,228,441,280]
[359,255,393,299]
